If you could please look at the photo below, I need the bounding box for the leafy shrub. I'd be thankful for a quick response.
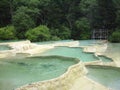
[58,26,71,39]
[51,36,61,41]
[109,29,120,43]
[0,26,16,40]
[26,25,51,42]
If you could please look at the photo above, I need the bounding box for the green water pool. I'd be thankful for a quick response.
[0,56,78,90]
[78,40,103,46]
[86,65,120,90]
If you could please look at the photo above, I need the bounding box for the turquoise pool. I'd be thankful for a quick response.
[0,56,78,90]
[35,40,73,45]
[39,46,99,62]
[86,65,120,90]
[78,40,103,46]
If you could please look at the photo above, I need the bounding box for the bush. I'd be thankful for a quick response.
[109,29,120,43]
[58,26,71,39]
[0,26,16,40]
[26,25,51,42]
[51,36,61,41]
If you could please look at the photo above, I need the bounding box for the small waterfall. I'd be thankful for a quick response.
[9,40,38,52]
[92,29,108,40]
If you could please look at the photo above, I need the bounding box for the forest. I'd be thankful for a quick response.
[0,0,120,42]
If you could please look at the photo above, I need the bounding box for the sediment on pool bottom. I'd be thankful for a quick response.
[16,62,87,90]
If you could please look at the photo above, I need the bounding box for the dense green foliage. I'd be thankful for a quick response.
[0,26,16,40]
[26,25,50,42]
[74,18,91,39]
[12,6,37,39]
[0,0,120,42]
[0,0,11,26]
[93,0,116,29]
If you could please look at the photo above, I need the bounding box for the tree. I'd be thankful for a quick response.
[72,18,91,40]
[0,0,12,26]
[95,0,116,29]
[12,6,39,39]
[80,0,96,17]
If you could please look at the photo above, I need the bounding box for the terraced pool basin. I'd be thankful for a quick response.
[39,46,99,62]
[0,56,78,90]
[86,65,120,90]
[0,45,11,51]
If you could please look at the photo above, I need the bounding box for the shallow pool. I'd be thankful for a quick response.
[86,65,120,90]
[0,56,78,90]
[39,46,99,62]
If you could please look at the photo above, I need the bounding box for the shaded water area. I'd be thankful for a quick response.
[98,56,113,62]
[39,46,99,62]
[0,56,78,90]
[0,45,11,51]
[86,65,120,90]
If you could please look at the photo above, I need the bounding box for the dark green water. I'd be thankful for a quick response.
[86,65,120,90]
[0,56,78,90]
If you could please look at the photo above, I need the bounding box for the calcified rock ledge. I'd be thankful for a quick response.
[0,40,113,90]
